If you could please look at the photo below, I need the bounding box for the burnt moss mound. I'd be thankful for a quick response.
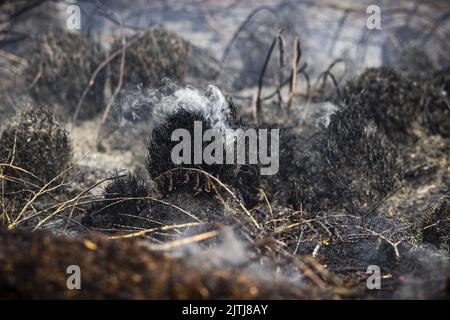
[0,106,72,187]
[25,32,106,120]
[341,67,422,143]
[110,28,190,88]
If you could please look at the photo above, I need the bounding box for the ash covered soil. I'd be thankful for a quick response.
[0,0,450,300]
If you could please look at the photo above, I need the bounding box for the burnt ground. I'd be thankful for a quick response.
[0,228,316,299]
[0,0,450,300]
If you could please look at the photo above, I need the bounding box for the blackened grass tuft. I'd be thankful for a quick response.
[25,32,106,120]
[0,105,72,187]
[83,172,150,231]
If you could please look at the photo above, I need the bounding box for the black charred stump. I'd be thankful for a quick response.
[25,32,106,120]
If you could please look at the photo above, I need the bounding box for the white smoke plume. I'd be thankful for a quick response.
[112,79,233,133]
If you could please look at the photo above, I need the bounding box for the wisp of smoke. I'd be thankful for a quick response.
[112,79,234,135]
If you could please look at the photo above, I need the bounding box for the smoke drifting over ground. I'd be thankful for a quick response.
[112,81,234,133]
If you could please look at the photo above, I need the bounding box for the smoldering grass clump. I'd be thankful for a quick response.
[110,27,190,88]
[146,84,260,206]
[147,108,238,185]
[265,128,332,212]
[24,32,106,120]
[341,67,422,142]
[0,105,72,186]
[82,172,151,231]
[325,101,404,212]
[265,100,403,213]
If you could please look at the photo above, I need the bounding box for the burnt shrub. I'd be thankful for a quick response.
[82,173,150,231]
[341,67,422,142]
[25,32,106,120]
[110,27,190,87]
[0,105,72,186]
